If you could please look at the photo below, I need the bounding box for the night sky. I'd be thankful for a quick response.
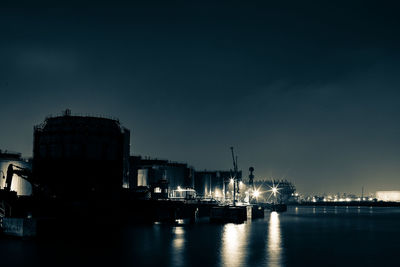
[1,1,400,195]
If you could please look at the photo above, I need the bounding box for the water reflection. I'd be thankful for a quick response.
[267,212,283,267]
[221,223,246,267]
[171,227,185,267]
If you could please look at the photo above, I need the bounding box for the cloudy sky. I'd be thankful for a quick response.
[1,1,400,194]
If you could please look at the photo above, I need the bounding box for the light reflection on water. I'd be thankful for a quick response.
[171,227,186,267]
[3,207,400,267]
[221,223,247,267]
[267,211,283,267]
[219,212,284,267]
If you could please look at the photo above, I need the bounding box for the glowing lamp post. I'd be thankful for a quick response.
[272,187,278,196]
[268,183,280,204]
[252,189,260,203]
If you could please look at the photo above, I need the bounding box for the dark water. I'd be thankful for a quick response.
[1,206,400,267]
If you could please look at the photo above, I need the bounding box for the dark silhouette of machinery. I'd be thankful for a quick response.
[230,147,241,206]
[4,164,33,192]
[1,164,34,218]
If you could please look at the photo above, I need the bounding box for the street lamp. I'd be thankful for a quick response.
[252,189,260,198]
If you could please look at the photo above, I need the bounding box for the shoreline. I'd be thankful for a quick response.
[291,201,400,207]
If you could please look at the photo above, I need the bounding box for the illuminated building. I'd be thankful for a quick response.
[128,156,194,198]
[194,170,242,198]
[253,179,296,203]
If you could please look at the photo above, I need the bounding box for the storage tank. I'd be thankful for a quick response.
[129,156,194,191]
[0,150,32,196]
[194,171,235,198]
[32,110,130,200]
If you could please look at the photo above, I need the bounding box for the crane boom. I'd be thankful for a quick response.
[230,147,240,206]
[4,164,32,192]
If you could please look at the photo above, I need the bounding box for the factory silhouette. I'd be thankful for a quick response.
[0,110,297,236]
[2,109,241,201]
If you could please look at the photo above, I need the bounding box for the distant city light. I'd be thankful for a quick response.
[376,191,400,202]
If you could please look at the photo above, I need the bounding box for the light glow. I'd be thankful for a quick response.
[252,190,260,198]
[376,191,400,202]
[267,212,282,266]
[222,223,246,267]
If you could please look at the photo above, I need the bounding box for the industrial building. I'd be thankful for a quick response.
[0,150,32,196]
[194,170,242,199]
[128,156,195,198]
[32,110,130,200]
[253,179,296,203]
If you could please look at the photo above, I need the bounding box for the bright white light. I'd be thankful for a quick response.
[376,191,400,202]
[230,178,234,184]
[177,186,182,191]
[272,187,278,194]
[252,190,260,198]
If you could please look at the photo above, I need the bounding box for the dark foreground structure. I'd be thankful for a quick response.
[0,111,268,238]
[32,110,130,200]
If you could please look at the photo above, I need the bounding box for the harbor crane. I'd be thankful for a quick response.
[4,164,33,192]
[230,147,240,206]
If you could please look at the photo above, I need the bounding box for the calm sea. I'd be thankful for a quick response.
[1,206,400,267]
